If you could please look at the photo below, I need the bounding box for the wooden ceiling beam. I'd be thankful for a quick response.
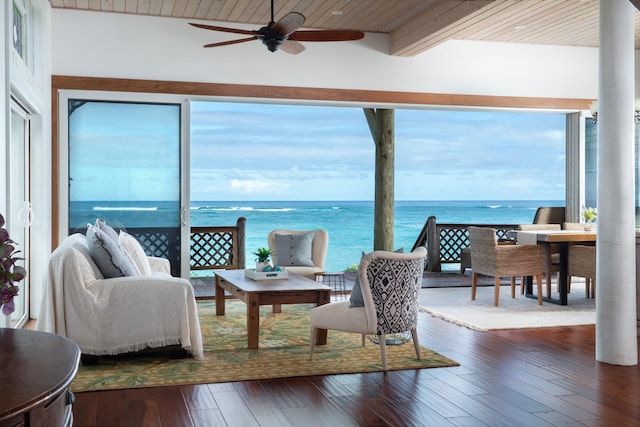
[389,0,495,57]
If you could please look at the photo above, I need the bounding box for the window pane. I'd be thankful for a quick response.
[68,100,182,274]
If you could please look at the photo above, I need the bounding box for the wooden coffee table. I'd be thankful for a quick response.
[214,269,332,349]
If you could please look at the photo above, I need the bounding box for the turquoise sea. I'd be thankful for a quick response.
[71,200,562,272]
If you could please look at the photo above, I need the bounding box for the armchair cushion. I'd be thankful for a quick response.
[274,232,315,267]
[86,225,139,278]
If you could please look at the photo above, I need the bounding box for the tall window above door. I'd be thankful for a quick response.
[12,0,32,67]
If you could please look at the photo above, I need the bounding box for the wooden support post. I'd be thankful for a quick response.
[236,216,246,269]
[364,108,394,251]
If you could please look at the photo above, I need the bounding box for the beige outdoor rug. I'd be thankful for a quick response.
[419,280,595,331]
[71,300,458,392]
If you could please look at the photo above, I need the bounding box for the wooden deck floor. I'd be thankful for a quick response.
[190,270,501,299]
[72,274,640,427]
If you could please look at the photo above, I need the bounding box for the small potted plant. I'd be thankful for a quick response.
[253,247,272,272]
[582,206,597,223]
[0,213,26,316]
[581,206,597,231]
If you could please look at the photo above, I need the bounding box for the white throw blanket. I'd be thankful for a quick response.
[37,234,204,359]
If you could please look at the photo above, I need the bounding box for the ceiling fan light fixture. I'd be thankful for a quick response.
[262,36,284,52]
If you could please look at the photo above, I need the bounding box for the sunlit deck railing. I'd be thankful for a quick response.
[411,215,518,272]
[190,218,246,272]
[120,217,246,276]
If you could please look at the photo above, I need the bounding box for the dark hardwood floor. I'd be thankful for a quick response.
[72,276,640,427]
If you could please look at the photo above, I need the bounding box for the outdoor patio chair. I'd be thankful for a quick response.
[308,247,426,371]
[564,223,597,298]
[568,244,596,299]
[268,229,328,280]
[469,226,544,306]
[533,206,566,225]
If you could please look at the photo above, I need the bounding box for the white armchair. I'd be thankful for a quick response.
[268,229,328,280]
[309,247,426,371]
[37,233,204,361]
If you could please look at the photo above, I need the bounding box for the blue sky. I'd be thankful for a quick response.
[190,101,566,201]
[69,100,566,202]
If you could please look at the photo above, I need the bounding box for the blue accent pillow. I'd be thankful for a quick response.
[86,225,139,278]
[95,218,119,243]
[349,248,404,308]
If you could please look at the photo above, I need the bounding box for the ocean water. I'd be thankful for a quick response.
[71,200,562,272]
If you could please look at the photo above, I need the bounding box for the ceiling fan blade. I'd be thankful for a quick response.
[279,40,306,55]
[203,37,258,48]
[288,30,365,42]
[271,12,305,35]
[190,22,256,36]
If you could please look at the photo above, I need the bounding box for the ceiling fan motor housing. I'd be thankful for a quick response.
[259,27,287,52]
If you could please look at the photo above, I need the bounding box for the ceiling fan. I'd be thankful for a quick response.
[189,0,365,54]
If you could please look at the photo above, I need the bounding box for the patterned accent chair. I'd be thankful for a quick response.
[308,247,426,371]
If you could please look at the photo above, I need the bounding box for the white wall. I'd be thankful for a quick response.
[51,9,599,100]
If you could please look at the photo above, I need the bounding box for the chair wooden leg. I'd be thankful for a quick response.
[411,328,421,360]
[585,277,596,299]
[546,272,552,299]
[510,276,516,299]
[585,278,590,298]
[520,276,526,294]
[536,274,543,305]
[471,273,478,300]
[309,327,317,360]
[361,333,366,347]
[494,276,501,307]
[379,333,388,371]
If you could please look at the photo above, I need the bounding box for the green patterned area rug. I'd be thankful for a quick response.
[71,301,458,392]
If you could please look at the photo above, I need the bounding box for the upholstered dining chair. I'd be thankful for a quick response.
[518,223,561,297]
[267,229,328,280]
[309,247,426,371]
[469,226,544,306]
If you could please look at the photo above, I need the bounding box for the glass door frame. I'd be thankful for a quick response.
[57,90,191,277]
[6,98,31,328]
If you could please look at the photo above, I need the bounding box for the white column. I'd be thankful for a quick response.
[596,0,638,365]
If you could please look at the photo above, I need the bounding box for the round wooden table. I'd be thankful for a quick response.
[0,328,80,427]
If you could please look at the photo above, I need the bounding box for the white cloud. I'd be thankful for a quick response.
[229,179,290,195]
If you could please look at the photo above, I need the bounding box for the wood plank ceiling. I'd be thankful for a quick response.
[49,0,640,56]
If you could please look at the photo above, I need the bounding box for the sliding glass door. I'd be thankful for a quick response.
[59,92,190,276]
[6,99,31,328]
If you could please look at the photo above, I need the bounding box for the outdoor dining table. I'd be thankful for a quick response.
[511,230,597,305]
